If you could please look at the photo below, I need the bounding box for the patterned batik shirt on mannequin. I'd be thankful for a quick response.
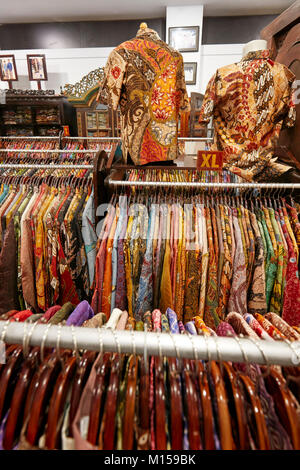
[98,27,190,165]
[199,50,296,181]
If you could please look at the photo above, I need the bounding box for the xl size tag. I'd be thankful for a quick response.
[197,151,224,171]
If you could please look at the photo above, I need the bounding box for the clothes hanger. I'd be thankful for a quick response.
[87,352,111,445]
[183,358,202,450]
[222,361,248,450]
[0,345,24,422]
[264,367,300,450]
[154,353,167,450]
[197,360,215,450]
[102,353,123,450]
[209,361,234,450]
[122,354,139,450]
[167,357,183,450]
[45,351,77,449]
[2,346,40,450]
[25,349,62,445]
[68,350,96,437]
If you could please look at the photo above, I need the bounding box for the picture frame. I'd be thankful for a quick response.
[0,55,18,82]
[184,62,197,85]
[168,26,199,52]
[27,54,48,81]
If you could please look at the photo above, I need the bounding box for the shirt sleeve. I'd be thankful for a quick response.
[97,49,127,111]
[198,72,217,124]
[274,66,296,128]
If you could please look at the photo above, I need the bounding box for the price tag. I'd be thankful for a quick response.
[197,151,224,171]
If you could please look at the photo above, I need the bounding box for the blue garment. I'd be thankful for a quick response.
[166,307,180,334]
[81,190,97,287]
[111,197,127,312]
[135,204,155,316]
[66,300,94,326]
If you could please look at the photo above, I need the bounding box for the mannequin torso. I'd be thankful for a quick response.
[242,39,268,57]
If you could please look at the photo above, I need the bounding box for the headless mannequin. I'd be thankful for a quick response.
[242,39,268,57]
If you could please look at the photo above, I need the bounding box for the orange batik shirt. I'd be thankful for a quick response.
[98,27,190,165]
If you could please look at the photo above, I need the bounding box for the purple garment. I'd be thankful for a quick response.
[66,300,94,326]
[166,307,179,334]
[184,321,197,335]
[216,321,236,337]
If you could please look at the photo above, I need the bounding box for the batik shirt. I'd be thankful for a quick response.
[98,27,190,165]
[199,50,296,181]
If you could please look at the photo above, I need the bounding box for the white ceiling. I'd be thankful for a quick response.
[0,0,296,23]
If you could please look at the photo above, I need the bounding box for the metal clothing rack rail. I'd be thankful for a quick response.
[0,163,94,170]
[0,149,97,154]
[0,321,299,367]
[107,179,300,190]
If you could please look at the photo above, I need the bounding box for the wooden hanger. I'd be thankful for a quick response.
[87,353,111,445]
[264,367,300,450]
[0,346,23,422]
[3,347,40,450]
[154,356,167,450]
[197,360,215,450]
[68,350,96,437]
[26,350,62,445]
[238,373,270,450]
[222,362,248,450]
[138,355,150,449]
[102,354,123,450]
[168,357,183,450]
[209,361,234,450]
[45,352,77,449]
[183,359,202,450]
[122,355,139,450]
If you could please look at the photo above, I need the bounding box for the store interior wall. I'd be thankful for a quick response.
[0,13,277,95]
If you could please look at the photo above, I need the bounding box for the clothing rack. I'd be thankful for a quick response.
[0,163,94,170]
[0,149,97,154]
[107,179,300,190]
[0,320,299,367]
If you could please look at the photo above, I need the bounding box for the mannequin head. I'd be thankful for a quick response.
[242,39,268,57]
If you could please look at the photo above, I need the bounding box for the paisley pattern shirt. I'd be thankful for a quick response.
[99,27,190,165]
[199,49,296,182]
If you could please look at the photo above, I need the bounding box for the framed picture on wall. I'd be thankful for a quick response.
[0,55,18,81]
[27,54,48,81]
[184,62,197,85]
[168,26,199,52]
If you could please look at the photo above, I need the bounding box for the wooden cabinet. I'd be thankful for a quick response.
[64,68,120,137]
[0,91,77,136]
[261,2,300,165]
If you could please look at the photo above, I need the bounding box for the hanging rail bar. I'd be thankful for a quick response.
[107,179,300,189]
[0,163,94,170]
[0,136,60,140]
[0,321,299,366]
[0,149,97,154]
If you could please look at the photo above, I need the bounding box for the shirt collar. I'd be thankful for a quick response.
[136,27,161,41]
[242,49,270,61]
